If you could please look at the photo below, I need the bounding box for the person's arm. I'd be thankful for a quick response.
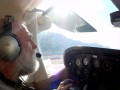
[27,68,71,90]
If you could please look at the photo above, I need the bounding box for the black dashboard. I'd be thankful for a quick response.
[64,46,120,90]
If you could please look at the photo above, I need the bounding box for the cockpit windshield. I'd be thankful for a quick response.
[37,0,120,76]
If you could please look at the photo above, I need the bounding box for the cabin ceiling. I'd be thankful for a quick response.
[0,0,43,20]
[0,0,119,21]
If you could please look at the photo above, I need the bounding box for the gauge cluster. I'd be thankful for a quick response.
[64,46,120,90]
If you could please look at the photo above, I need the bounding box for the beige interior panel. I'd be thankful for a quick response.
[0,0,43,20]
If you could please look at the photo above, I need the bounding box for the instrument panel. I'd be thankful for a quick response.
[64,46,120,90]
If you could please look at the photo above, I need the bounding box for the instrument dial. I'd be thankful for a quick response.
[83,57,89,66]
[93,59,100,68]
[76,57,82,66]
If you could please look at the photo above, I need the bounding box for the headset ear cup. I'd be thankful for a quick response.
[0,36,20,61]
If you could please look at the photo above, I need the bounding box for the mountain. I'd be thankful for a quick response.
[38,30,105,56]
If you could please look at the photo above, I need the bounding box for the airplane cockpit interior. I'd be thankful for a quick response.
[1,0,120,90]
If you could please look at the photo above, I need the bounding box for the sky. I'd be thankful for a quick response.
[37,0,120,49]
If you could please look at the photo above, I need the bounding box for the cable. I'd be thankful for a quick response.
[20,76,35,90]
[20,76,29,86]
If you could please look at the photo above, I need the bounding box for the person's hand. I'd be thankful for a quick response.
[57,79,73,90]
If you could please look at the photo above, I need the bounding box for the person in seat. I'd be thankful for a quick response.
[0,15,73,90]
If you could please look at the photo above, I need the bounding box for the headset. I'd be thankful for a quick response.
[0,15,21,61]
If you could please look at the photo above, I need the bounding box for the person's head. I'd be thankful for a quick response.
[0,15,39,79]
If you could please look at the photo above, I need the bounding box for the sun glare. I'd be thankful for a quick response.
[51,1,74,18]
[52,7,70,18]
[37,0,120,49]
